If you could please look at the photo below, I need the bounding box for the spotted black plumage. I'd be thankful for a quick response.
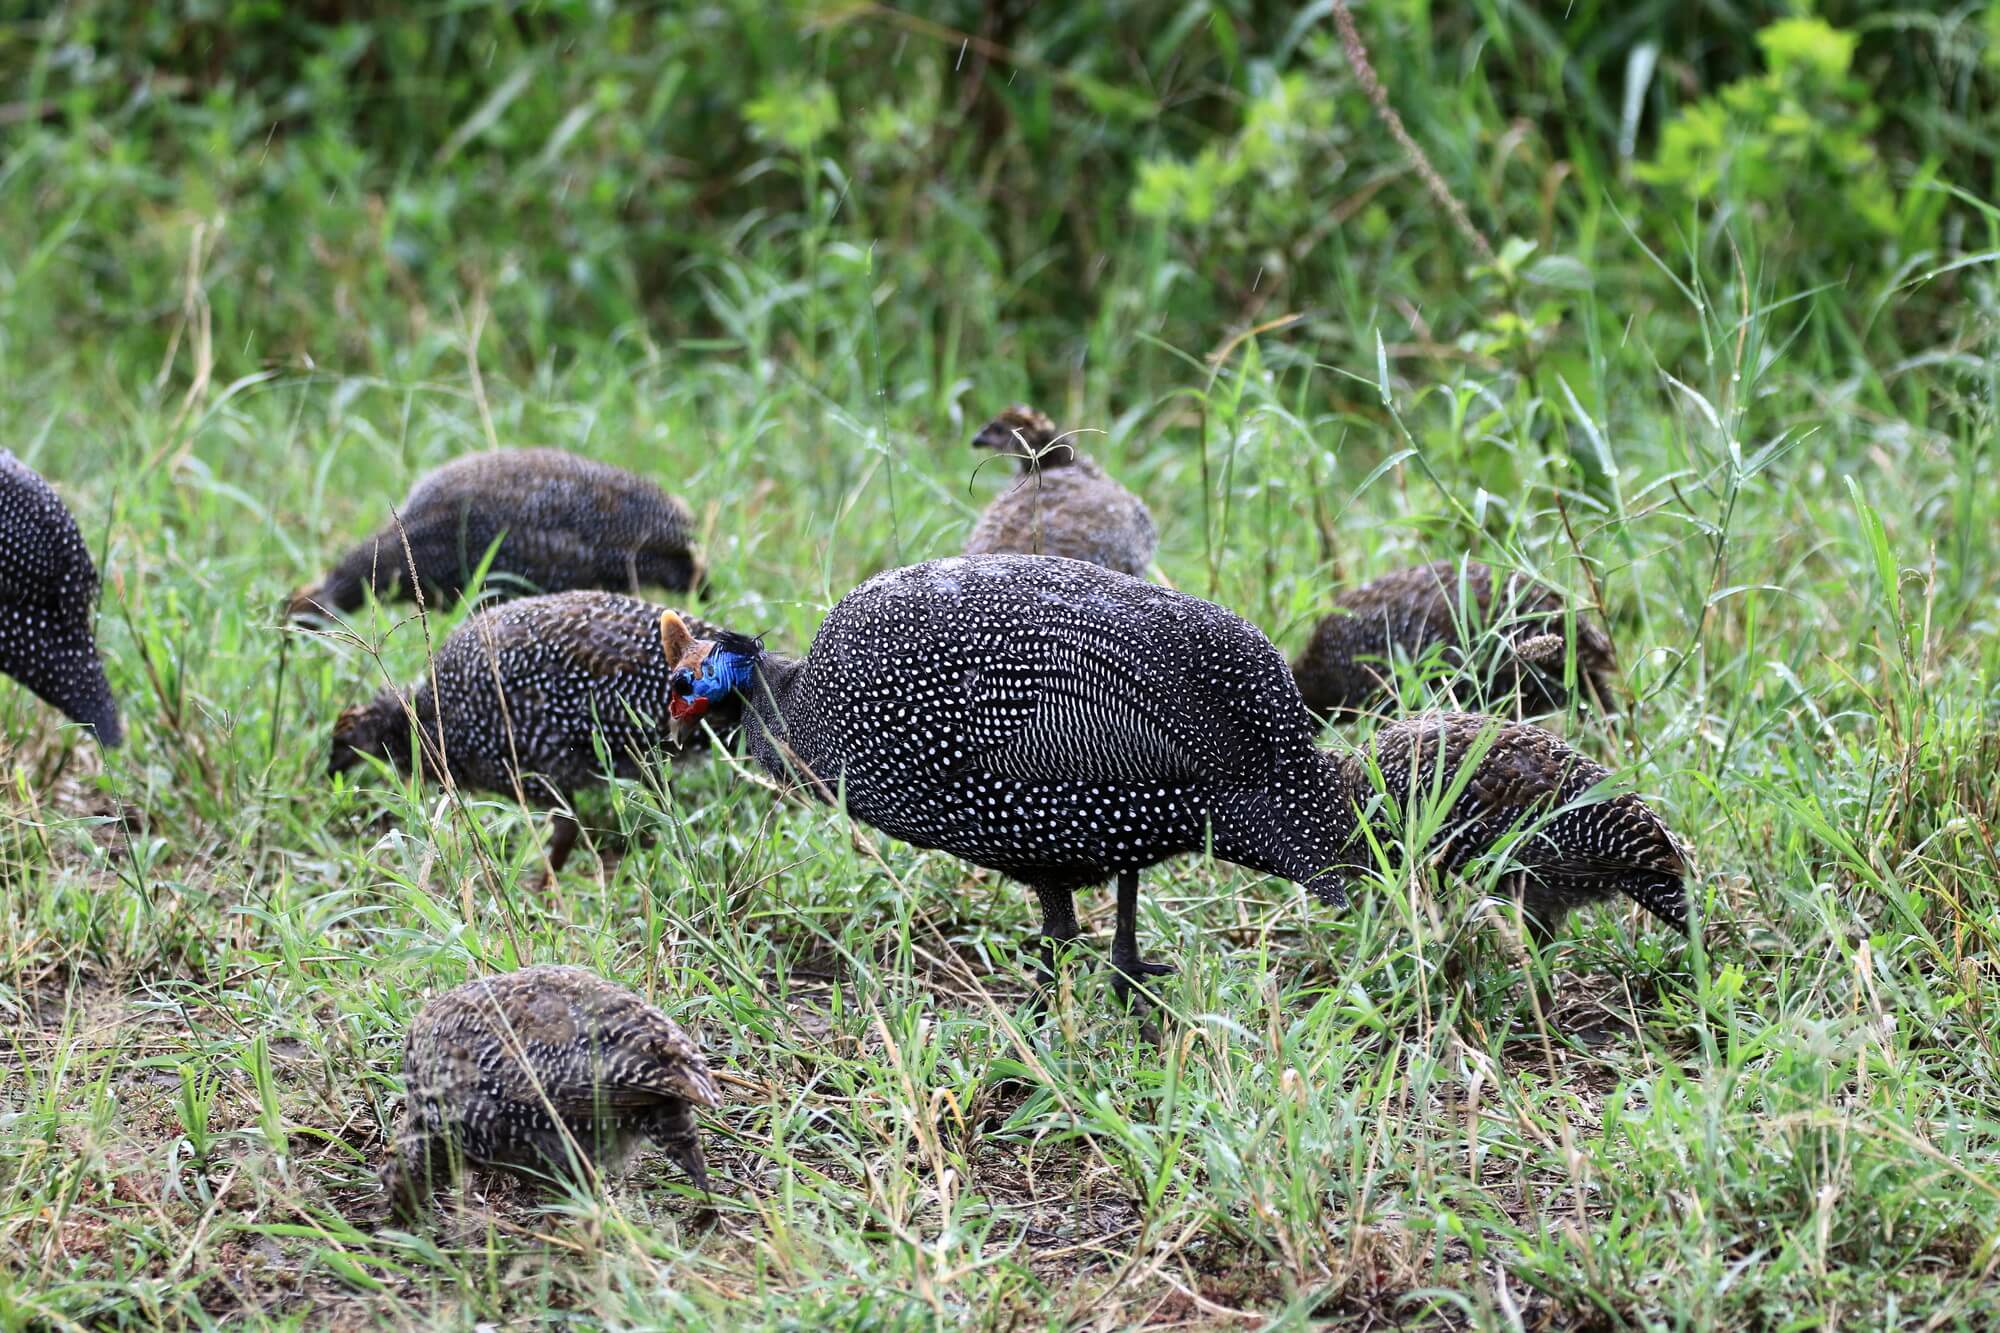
[1292,559,1617,719]
[0,450,121,747]
[383,964,721,1215]
[964,406,1158,577]
[666,554,1357,998]
[664,557,1688,994]
[330,591,740,875]
[292,448,703,618]
[1338,711,1688,939]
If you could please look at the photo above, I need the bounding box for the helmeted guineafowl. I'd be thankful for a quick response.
[659,556,1688,1000]
[1339,711,1687,941]
[291,448,704,619]
[661,553,1353,1001]
[963,406,1157,578]
[382,964,721,1216]
[1292,559,1617,719]
[329,591,739,876]
[0,450,121,747]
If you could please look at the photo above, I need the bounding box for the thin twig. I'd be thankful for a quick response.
[1330,0,1495,263]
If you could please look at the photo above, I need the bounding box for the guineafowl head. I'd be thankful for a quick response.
[328,691,413,778]
[286,583,333,623]
[659,610,760,746]
[972,405,1075,469]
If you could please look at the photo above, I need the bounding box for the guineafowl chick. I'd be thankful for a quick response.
[660,556,1687,1004]
[963,406,1157,577]
[382,964,721,1216]
[291,448,703,619]
[1341,711,1687,941]
[0,451,121,747]
[330,591,740,875]
[1293,559,1617,719]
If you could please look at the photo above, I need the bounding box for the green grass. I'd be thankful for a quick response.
[3,2,2000,1328]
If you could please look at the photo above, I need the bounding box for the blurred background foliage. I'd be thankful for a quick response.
[3,1,1996,425]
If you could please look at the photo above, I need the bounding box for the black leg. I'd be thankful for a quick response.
[1512,874,1567,951]
[1108,869,1174,1005]
[545,810,580,877]
[1031,883,1081,987]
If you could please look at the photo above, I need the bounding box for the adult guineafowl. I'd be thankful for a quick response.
[659,555,1689,1002]
[1292,559,1617,720]
[0,450,121,747]
[291,448,704,619]
[963,406,1157,578]
[329,591,740,878]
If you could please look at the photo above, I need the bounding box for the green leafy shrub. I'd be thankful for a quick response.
[1637,17,1944,263]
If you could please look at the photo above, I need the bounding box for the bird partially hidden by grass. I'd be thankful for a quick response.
[656,555,1687,1010]
[0,450,122,748]
[963,406,1158,578]
[328,591,740,879]
[381,965,722,1219]
[1341,710,1688,945]
[290,447,705,620]
[1292,559,1618,720]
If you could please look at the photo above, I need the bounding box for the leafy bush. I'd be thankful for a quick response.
[1,1,1994,399]
[1637,17,1944,265]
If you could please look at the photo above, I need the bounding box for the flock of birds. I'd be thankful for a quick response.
[0,409,1691,1217]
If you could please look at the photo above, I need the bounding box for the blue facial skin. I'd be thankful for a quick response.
[691,646,755,703]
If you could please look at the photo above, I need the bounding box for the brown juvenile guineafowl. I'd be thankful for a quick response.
[1340,711,1688,942]
[963,406,1157,577]
[0,450,121,747]
[291,448,704,619]
[382,964,721,1216]
[330,591,739,875]
[1292,559,1617,719]
[658,555,1687,1005]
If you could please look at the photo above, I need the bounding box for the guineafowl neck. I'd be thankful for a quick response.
[1204,743,1363,898]
[1293,745,1367,876]
[740,653,814,782]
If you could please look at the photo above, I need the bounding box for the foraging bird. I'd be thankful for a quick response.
[1340,711,1687,942]
[964,406,1157,577]
[329,591,739,875]
[665,554,1335,999]
[0,451,121,747]
[382,964,721,1215]
[291,448,704,619]
[660,556,1687,998]
[1292,559,1617,719]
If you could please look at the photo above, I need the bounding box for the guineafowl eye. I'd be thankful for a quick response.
[669,668,695,697]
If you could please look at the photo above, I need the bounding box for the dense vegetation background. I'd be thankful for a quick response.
[2,1,1998,1327]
